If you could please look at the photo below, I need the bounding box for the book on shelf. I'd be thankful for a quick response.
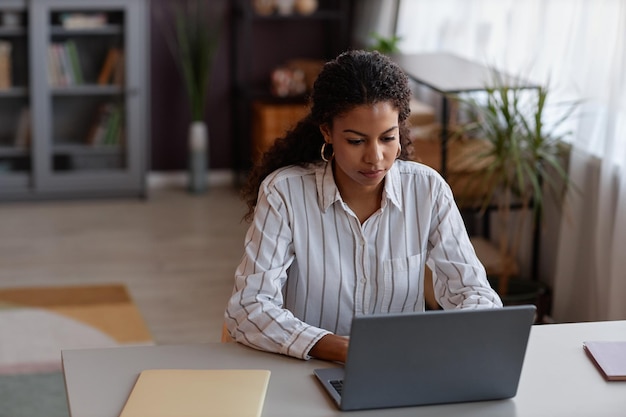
[86,103,123,146]
[47,45,59,86]
[14,107,31,148]
[112,52,125,86]
[55,43,73,85]
[583,341,626,381]
[85,105,105,146]
[97,47,123,85]
[118,369,271,417]
[65,41,84,85]
[0,40,12,89]
[103,105,122,145]
[47,42,84,87]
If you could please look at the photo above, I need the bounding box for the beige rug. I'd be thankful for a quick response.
[0,284,153,375]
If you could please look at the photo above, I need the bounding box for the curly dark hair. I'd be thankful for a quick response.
[241,50,413,221]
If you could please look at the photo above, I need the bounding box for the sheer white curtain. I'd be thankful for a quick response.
[396,0,626,322]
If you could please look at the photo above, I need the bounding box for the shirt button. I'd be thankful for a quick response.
[361,278,367,283]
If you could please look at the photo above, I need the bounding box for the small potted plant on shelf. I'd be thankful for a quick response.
[368,32,402,54]
[449,72,580,304]
[159,0,224,194]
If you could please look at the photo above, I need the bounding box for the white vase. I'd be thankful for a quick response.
[275,0,295,15]
[188,121,208,193]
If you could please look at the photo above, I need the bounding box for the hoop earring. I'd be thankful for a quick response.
[321,142,334,162]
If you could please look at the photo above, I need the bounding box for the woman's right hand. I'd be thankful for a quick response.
[309,334,349,363]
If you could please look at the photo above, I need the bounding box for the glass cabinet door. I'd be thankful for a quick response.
[30,0,146,196]
[0,4,30,195]
[48,9,127,173]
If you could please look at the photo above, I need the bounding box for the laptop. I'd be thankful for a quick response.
[314,305,536,411]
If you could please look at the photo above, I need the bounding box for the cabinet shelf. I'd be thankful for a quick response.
[0,27,27,37]
[0,172,29,189]
[0,87,28,97]
[51,85,123,96]
[238,10,346,21]
[0,146,29,157]
[53,143,121,155]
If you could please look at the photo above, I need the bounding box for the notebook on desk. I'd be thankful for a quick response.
[118,369,271,417]
[314,305,536,411]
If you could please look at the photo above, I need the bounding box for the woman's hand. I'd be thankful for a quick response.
[309,334,349,363]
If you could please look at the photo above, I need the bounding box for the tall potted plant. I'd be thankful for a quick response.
[450,73,579,299]
[160,0,223,193]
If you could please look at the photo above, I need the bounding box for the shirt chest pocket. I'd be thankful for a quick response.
[380,253,426,313]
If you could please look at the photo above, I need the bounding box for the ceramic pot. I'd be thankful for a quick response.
[275,0,295,15]
[295,0,318,15]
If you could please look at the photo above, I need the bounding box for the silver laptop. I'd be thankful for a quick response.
[314,305,536,411]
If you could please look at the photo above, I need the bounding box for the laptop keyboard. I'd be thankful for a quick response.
[330,379,344,395]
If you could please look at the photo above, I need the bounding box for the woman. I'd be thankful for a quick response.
[225,50,502,363]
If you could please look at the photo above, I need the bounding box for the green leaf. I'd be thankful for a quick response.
[157,0,223,122]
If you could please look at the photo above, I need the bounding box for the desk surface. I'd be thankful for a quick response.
[391,52,539,94]
[62,320,626,417]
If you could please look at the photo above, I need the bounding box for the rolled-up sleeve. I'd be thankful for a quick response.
[224,184,330,359]
[427,184,503,309]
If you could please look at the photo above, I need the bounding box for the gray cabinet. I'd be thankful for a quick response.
[0,0,148,200]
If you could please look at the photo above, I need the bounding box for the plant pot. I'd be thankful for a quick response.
[188,121,208,194]
[488,277,547,305]
[488,277,551,323]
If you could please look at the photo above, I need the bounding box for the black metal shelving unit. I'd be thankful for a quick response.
[230,0,353,184]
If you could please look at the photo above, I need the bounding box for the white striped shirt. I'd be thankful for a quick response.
[225,160,502,359]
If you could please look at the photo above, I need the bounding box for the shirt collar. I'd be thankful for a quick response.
[316,162,342,211]
[315,162,403,212]
[384,163,403,210]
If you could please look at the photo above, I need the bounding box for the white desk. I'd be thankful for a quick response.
[62,320,626,417]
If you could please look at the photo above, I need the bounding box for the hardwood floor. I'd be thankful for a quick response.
[0,187,250,345]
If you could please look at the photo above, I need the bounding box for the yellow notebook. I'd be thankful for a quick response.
[118,369,271,417]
